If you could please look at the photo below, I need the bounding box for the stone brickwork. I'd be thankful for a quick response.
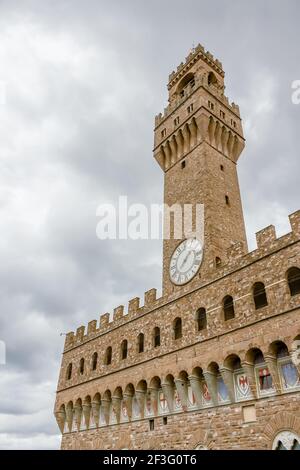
[54,44,300,450]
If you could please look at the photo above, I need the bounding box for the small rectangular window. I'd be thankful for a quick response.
[208,100,214,110]
[187,103,194,114]
[161,128,166,138]
[149,419,154,431]
[220,110,225,119]
[181,160,186,169]
[163,417,168,425]
[174,117,180,126]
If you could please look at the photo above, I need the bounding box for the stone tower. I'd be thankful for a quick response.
[154,44,247,296]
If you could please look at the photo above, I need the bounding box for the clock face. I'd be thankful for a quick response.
[169,238,203,285]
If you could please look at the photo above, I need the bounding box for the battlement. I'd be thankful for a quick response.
[168,43,224,88]
[64,288,164,350]
[63,211,300,352]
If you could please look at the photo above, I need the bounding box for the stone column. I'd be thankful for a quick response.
[188,375,203,407]
[161,382,174,413]
[135,390,146,419]
[111,396,122,424]
[148,388,158,415]
[91,399,100,427]
[241,361,258,399]
[174,378,188,411]
[123,392,133,420]
[101,398,111,426]
[203,371,218,406]
[82,402,91,430]
[219,367,235,403]
[264,354,281,394]
[54,409,66,434]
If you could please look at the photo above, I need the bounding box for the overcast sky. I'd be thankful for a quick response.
[0,0,299,449]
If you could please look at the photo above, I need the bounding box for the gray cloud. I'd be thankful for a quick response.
[0,0,299,449]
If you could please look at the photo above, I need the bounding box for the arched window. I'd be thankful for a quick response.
[223,295,235,321]
[196,308,207,331]
[287,267,300,296]
[173,317,182,340]
[66,363,72,380]
[253,282,268,309]
[105,346,112,365]
[137,333,144,353]
[273,431,300,450]
[121,339,128,360]
[153,327,160,348]
[91,352,98,371]
[208,71,218,85]
[177,72,195,97]
[79,358,84,375]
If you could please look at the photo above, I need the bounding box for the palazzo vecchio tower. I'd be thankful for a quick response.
[54,44,300,450]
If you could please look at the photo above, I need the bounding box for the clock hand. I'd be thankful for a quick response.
[180,250,193,269]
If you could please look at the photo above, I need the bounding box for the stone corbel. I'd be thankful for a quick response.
[203,371,218,406]
[188,375,203,407]
[74,404,82,431]
[174,378,188,411]
[91,399,101,427]
[82,402,91,429]
[111,396,122,424]
[66,406,74,433]
[54,409,66,434]
[135,390,146,419]
[101,398,111,425]
[161,382,175,413]
[195,113,209,143]
[123,392,133,420]
[241,361,258,399]
[147,387,158,415]
[264,354,281,394]
[219,367,235,403]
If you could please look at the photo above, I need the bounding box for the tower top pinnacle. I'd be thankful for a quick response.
[168,43,224,91]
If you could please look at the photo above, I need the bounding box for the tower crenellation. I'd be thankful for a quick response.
[61,211,300,352]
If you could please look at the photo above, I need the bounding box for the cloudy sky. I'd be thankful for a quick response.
[0,0,299,449]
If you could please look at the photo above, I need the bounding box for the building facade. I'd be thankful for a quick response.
[54,44,300,450]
